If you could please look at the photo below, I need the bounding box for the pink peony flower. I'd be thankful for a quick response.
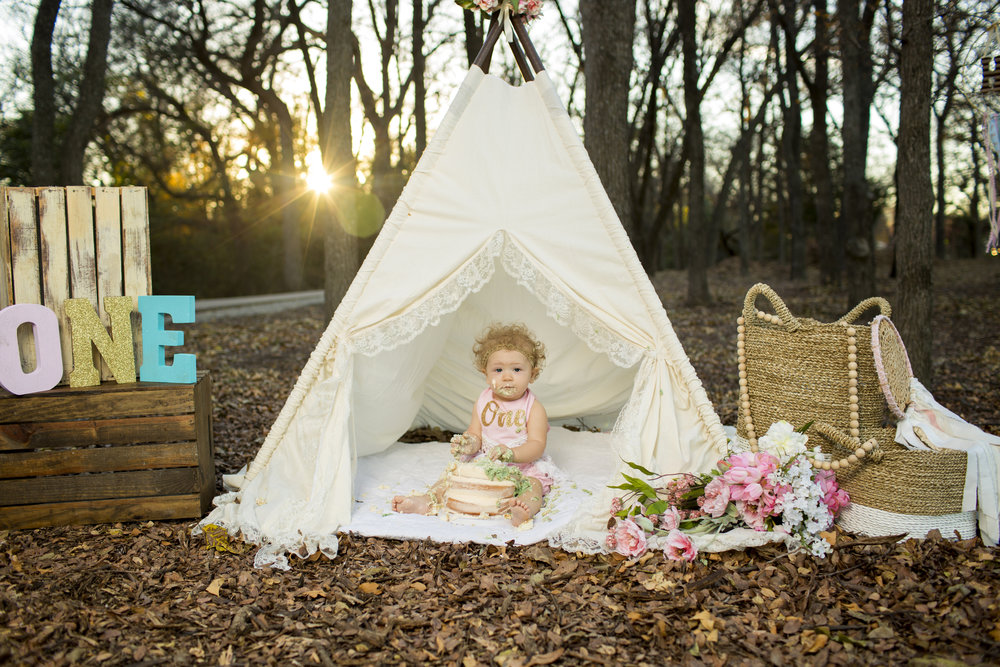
[660,507,681,530]
[663,529,698,562]
[723,466,758,485]
[741,482,764,502]
[476,0,499,10]
[699,477,731,518]
[613,519,647,558]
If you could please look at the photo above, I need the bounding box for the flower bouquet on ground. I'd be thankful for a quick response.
[607,421,850,562]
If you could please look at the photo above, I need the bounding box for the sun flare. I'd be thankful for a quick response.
[304,151,332,193]
[306,164,332,193]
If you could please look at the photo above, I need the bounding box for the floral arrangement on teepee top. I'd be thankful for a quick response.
[456,0,544,21]
[607,421,851,562]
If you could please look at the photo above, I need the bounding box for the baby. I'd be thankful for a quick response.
[392,323,553,526]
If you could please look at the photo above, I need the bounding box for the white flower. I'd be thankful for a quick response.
[758,420,808,463]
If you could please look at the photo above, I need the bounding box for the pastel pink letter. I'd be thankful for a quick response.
[0,304,64,395]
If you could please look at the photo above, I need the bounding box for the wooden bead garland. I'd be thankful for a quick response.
[736,315,878,470]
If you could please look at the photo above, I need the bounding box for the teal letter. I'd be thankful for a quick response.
[138,295,196,383]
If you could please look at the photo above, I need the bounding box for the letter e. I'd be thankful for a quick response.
[138,295,196,383]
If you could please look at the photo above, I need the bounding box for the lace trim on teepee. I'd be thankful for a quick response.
[499,242,645,369]
[349,232,505,356]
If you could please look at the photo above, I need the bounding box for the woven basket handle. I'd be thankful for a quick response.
[836,297,891,324]
[809,421,884,466]
[742,283,801,332]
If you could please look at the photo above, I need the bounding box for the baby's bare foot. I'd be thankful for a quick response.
[392,494,431,515]
[507,498,533,526]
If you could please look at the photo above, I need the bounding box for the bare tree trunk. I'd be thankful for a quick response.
[895,0,933,381]
[30,0,61,186]
[737,17,752,276]
[779,0,805,280]
[60,0,113,185]
[31,0,113,186]
[838,0,878,305]
[323,0,358,317]
[463,10,483,66]
[810,0,839,285]
[412,0,427,159]
[580,0,636,240]
[968,114,984,256]
[679,0,710,304]
[260,93,304,292]
[932,13,962,260]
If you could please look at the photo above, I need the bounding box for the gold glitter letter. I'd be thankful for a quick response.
[65,297,137,387]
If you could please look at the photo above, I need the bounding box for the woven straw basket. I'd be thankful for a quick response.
[735,284,972,538]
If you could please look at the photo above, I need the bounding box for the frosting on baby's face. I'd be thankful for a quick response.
[484,349,533,402]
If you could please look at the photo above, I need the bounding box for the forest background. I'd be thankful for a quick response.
[0,0,998,382]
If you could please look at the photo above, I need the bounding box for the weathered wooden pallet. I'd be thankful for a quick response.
[0,372,214,529]
[1,185,151,382]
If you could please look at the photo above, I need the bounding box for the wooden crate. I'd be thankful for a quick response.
[0,372,214,529]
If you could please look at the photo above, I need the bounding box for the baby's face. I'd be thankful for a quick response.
[484,349,533,401]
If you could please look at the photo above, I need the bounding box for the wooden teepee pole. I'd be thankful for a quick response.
[471,12,546,81]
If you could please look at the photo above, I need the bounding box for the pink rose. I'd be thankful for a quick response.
[660,507,681,530]
[476,0,499,10]
[663,529,697,562]
[613,519,647,558]
[699,477,730,518]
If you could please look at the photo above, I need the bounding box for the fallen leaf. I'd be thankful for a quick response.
[802,631,829,653]
[691,610,716,631]
[525,648,564,666]
[206,578,224,596]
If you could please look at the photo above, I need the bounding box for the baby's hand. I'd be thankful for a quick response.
[450,433,481,460]
[488,445,515,463]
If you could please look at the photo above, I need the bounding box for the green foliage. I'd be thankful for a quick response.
[0,113,32,187]
[147,197,327,298]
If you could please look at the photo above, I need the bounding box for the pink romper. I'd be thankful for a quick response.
[474,387,556,494]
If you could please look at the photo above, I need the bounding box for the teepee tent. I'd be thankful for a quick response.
[203,14,727,568]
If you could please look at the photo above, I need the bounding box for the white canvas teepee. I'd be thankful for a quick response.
[202,26,728,568]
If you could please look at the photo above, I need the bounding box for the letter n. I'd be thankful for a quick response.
[64,297,137,387]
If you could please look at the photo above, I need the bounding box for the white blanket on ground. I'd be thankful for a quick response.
[345,428,617,546]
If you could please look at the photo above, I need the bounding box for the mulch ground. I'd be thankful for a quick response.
[2,258,999,666]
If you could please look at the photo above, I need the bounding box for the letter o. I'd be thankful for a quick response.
[0,304,64,395]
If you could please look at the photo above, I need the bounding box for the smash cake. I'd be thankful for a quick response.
[443,461,531,517]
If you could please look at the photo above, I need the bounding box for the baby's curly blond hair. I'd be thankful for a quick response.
[473,322,546,380]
